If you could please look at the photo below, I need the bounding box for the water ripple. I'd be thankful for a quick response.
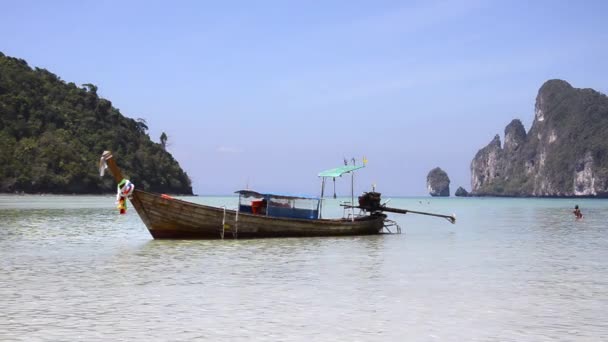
[1,196,607,341]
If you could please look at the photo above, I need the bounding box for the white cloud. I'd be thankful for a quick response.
[217,146,241,154]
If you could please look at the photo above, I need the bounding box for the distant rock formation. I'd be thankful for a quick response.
[455,187,469,197]
[470,79,608,197]
[427,167,450,197]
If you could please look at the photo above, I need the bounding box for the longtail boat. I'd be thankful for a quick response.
[100,151,454,239]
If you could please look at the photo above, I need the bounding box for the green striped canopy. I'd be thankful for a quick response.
[318,165,365,178]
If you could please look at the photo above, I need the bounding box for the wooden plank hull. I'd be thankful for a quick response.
[129,190,386,239]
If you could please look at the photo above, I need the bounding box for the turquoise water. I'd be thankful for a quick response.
[1,195,607,341]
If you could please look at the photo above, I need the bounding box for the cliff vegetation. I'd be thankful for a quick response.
[470,80,608,197]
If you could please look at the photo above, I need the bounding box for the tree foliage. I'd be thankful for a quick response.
[0,51,192,194]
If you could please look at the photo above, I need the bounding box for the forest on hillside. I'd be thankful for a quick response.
[0,52,192,194]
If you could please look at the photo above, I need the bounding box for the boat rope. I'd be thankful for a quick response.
[333,177,336,199]
[221,206,226,239]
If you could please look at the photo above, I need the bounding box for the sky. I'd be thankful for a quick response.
[2,0,608,196]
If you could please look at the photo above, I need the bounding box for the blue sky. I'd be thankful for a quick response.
[2,0,608,195]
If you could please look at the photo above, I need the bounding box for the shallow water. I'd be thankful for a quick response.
[1,195,607,341]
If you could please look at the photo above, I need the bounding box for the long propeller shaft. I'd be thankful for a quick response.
[380,206,456,224]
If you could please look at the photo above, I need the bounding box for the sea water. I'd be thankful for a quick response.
[1,195,607,341]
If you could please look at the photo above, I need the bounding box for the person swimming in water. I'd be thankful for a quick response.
[573,205,583,219]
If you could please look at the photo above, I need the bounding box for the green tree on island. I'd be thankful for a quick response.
[160,132,168,150]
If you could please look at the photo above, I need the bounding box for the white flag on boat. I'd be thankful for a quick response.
[99,151,112,177]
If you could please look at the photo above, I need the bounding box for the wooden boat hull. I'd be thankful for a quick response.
[129,190,386,239]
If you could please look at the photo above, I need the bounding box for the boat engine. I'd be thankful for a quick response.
[349,191,456,224]
[358,192,382,212]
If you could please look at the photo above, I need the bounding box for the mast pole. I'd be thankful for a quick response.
[351,171,354,221]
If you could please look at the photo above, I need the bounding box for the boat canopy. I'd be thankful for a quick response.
[234,190,318,200]
[235,190,320,220]
[318,165,365,178]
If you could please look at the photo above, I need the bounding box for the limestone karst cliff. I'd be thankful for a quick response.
[471,79,608,197]
[427,167,450,197]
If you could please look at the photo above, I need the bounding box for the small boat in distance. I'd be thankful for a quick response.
[99,151,454,239]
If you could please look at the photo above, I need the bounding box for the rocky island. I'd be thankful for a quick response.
[427,167,450,197]
[470,79,608,197]
[455,187,469,197]
[0,52,193,194]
